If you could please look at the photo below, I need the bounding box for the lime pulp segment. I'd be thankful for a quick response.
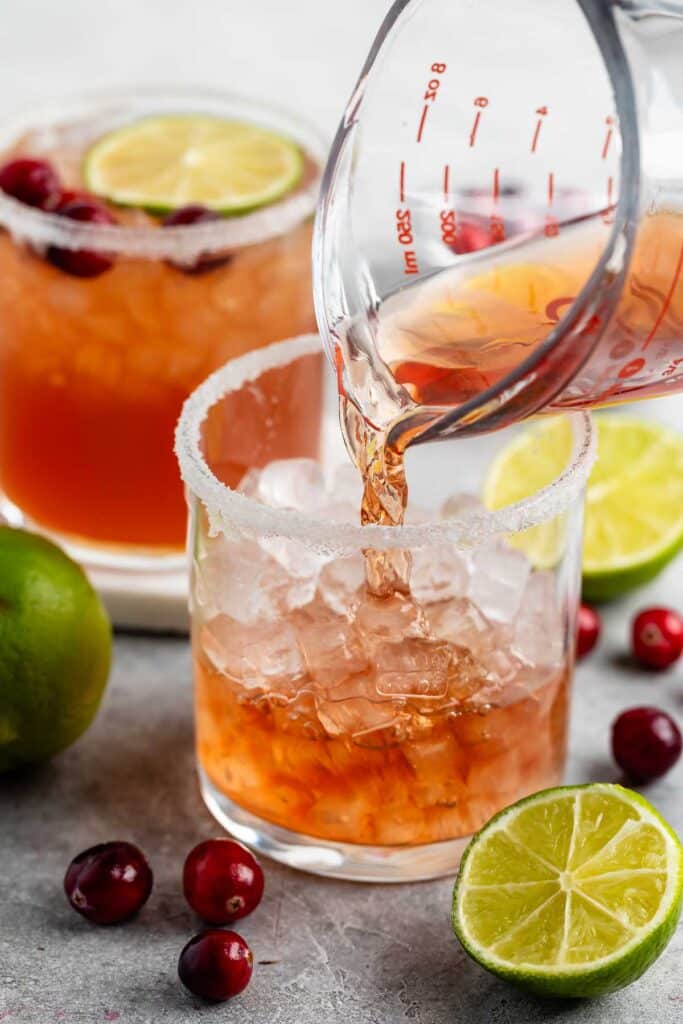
[452,784,683,997]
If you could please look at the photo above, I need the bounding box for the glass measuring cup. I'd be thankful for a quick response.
[314,0,683,444]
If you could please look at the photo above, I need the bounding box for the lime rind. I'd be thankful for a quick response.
[452,784,683,998]
[83,114,304,215]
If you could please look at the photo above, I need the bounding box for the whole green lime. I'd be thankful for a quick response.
[0,527,111,772]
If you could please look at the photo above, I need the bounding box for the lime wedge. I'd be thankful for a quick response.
[452,784,683,998]
[84,115,304,214]
[483,415,683,599]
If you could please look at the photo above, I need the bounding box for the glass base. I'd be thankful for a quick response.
[1,491,189,632]
[199,767,470,883]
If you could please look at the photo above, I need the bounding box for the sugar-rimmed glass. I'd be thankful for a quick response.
[0,88,324,576]
[176,334,595,882]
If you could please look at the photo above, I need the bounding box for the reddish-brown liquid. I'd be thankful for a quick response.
[378,210,683,412]
[0,121,319,549]
[195,641,569,846]
[0,227,316,546]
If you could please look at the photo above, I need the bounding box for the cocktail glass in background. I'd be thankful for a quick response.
[176,335,595,882]
[0,89,324,573]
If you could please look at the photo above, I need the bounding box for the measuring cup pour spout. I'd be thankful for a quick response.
[314,0,683,445]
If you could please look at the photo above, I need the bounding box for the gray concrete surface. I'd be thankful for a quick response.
[2,552,683,1024]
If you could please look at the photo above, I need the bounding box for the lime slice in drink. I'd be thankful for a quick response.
[84,115,304,214]
[483,415,683,598]
[452,784,683,998]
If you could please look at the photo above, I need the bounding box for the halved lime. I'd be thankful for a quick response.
[483,415,683,599]
[84,114,304,214]
[452,784,683,998]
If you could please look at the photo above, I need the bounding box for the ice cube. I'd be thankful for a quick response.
[259,534,326,594]
[195,537,292,624]
[402,733,468,808]
[428,597,492,654]
[200,615,261,678]
[238,458,326,512]
[468,540,530,622]
[295,601,368,687]
[354,592,428,644]
[480,647,523,686]
[330,461,363,505]
[318,554,365,615]
[374,637,451,699]
[512,571,564,668]
[440,492,485,520]
[236,467,261,500]
[316,678,410,748]
[240,623,307,694]
[271,690,324,739]
[201,615,306,697]
[410,545,468,604]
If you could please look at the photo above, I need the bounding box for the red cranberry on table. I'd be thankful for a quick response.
[611,706,682,783]
[183,838,264,924]
[0,158,62,209]
[576,603,601,659]
[631,607,683,670]
[47,197,117,278]
[178,929,253,1001]
[64,841,153,924]
[161,204,227,273]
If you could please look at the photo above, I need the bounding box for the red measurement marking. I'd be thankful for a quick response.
[619,357,646,379]
[530,119,542,154]
[417,104,429,143]
[469,111,482,148]
[443,165,450,204]
[404,250,419,274]
[492,167,500,203]
[607,176,613,206]
[399,161,406,203]
[642,240,683,350]
[547,172,554,205]
[602,120,614,160]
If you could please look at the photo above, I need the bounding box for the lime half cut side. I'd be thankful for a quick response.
[483,415,683,597]
[84,114,304,214]
[452,784,683,998]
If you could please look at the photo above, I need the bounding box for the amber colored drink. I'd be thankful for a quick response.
[0,99,321,552]
[195,639,569,846]
[375,209,683,412]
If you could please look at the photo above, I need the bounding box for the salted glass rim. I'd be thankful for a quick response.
[175,334,596,552]
[0,86,325,257]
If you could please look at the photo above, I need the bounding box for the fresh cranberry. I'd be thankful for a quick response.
[611,707,682,782]
[54,189,97,209]
[162,204,222,228]
[47,197,116,278]
[178,930,253,1001]
[183,838,264,924]
[64,841,153,924]
[632,607,683,670]
[161,204,227,273]
[449,216,501,255]
[576,603,601,658]
[0,157,61,209]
